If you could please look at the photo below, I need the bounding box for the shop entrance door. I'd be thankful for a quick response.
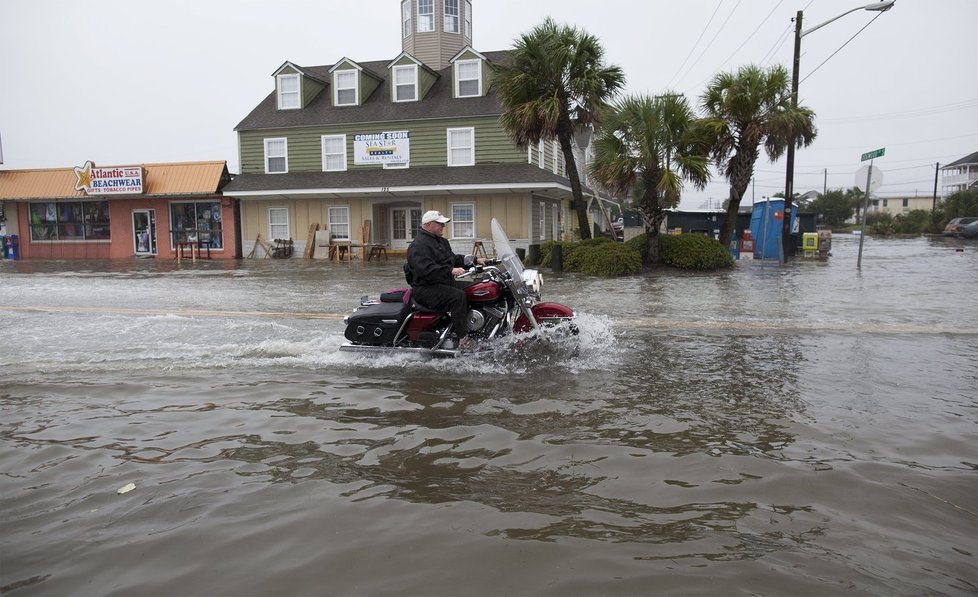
[390,207,422,250]
[132,209,157,256]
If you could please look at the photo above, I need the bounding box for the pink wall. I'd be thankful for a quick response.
[13,196,238,260]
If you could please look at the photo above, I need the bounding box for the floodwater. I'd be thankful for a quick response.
[1,234,976,596]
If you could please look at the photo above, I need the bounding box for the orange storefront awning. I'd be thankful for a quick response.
[0,161,230,200]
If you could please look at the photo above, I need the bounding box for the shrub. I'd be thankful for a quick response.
[892,210,932,235]
[623,234,649,262]
[867,212,896,235]
[540,241,587,270]
[541,232,731,275]
[659,233,734,270]
[578,242,643,277]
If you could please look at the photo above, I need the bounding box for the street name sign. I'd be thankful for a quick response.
[861,147,885,161]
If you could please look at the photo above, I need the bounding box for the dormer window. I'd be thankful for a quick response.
[401,0,412,37]
[417,0,434,32]
[393,65,418,102]
[277,74,300,109]
[334,70,358,106]
[444,0,459,33]
[455,59,481,97]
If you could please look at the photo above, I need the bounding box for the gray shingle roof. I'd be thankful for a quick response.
[942,151,978,169]
[235,51,511,131]
[224,163,593,196]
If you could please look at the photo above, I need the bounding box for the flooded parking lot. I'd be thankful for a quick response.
[1,234,976,595]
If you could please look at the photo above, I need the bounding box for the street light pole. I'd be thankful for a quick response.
[782,10,803,262]
[782,1,896,261]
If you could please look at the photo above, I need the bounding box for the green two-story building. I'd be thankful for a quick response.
[224,0,607,259]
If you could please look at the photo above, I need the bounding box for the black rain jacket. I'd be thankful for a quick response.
[406,228,465,287]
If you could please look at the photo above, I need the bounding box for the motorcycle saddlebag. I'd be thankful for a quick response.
[344,302,406,345]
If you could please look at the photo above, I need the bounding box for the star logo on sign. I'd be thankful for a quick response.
[73,160,94,191]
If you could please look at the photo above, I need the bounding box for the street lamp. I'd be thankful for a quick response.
[782,0,895,260]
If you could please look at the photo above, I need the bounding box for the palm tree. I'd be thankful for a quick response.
[590,93,710,266]
[700,64,816,249]
[493,18,625,240]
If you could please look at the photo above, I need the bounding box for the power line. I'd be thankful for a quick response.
[800,11,886,84]
[704,0,784,75]
[675,0,744,90]
[666,0,724,89]
[759,23,793,66]
[819,99,978,123]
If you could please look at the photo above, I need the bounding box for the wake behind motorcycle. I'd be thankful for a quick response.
[339,218,575,357]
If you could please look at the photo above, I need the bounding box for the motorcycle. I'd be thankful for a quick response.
[339,218,576,357]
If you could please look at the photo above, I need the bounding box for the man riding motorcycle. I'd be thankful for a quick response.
[405,210,487,350]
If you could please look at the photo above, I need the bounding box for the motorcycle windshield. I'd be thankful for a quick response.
[490,218,524,279]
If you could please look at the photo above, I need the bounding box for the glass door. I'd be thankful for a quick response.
[132,209,157,256]
[390,207,422,249]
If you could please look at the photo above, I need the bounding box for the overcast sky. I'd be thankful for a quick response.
[2,0,976,208]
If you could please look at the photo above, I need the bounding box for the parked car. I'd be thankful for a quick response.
[942,217,978,237]
[960,219,978,239]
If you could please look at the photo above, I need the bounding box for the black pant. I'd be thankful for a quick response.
[412,284,467,337]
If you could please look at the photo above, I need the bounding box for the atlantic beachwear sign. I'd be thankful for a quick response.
[73,161,144,195]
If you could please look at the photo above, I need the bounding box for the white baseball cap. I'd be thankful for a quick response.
[422,210,451,224]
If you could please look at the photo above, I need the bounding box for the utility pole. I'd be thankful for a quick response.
[932,162,940,211]
[782,10,803,262]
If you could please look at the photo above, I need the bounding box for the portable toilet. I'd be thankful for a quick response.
[749,199,795,260]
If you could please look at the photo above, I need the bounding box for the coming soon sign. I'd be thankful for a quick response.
[353,131,410,165]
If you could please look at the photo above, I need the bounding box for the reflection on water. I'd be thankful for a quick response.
[1,235,976,596]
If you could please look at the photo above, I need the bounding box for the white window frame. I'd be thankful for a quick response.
[539,201,547,241]
[447,127,475,167]
[277,74,300,110]
[451,203,475,239]
[552,140,560,173]
[334,69,358,106]
[464,1,472,38]
[537,139,545,168]
[392,64,418,102]
[417,0,434,32]
[321,134,347,172]
[264,138,288,174]
[454,59,481,98]
[401,0,412,37]
[444,0,459,33]
[328,206,351,240]
[268,207,290,240]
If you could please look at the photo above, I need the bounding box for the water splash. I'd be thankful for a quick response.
[330,312,622,375]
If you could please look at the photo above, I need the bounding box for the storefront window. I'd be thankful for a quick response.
[170,201,223,248]
[29,201,109,241]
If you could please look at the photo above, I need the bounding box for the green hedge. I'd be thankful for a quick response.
[540,233,732,275]
[578,242,643,277]
[659,233,734,270]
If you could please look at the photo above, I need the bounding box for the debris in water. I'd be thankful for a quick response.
[117,482,136,495]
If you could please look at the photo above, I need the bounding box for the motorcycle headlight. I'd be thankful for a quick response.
[522,269,543,297]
